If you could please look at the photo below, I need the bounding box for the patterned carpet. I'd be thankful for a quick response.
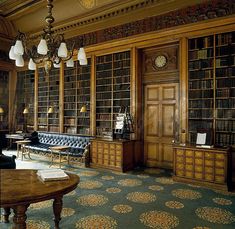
[1,150,235,229]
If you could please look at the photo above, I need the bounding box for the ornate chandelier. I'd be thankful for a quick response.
[8,0,87,72]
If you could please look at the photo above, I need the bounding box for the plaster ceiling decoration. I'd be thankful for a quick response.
[79,0,96,9]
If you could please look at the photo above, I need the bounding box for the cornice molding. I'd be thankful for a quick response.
[64,0,235,48]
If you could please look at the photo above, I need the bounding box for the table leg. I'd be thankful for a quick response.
[53,196,63,229]
[59,151,61,168]
[50,150,53,167]
[17,143,20,158]
[12,204,29,229]
[2,207,11,223]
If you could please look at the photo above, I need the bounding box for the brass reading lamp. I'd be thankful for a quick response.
[23,107,29,132]
[80,105,87,113]
[47,106,54,114]
[0,106,4,122]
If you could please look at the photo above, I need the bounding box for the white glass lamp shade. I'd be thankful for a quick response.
[9,45,17,60]
[15,55,24,67]
[77,47,87,61]
[79,58,88,66]
[0,106,4,114]
[47,106,54,114]
[14,40,24,56]
[53,63,60,68]
[58,42,68,58]
[23,107,29,114]
[37,39,48,55]
[28,58,36,70]
[66,58,74,67]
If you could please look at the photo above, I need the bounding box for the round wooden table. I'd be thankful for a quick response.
[0,169,79,229]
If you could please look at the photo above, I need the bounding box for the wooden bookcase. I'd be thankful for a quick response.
[188,31,235,147]
[23,70,35,132]
[0,70,9,131]
[64,64,77,134]
[95,51,131,138]
[77,58,91,135]
[173,144,231,191]
[37,68,48,132]
[63,59,91,135]
[48,68,60,132]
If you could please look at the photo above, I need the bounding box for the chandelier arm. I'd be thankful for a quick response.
[62,41,75,61]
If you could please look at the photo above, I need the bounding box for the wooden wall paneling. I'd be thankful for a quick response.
[34,68,38,131]
[179,37,188,143]
[59,62,64,133]
[90,54,96,136]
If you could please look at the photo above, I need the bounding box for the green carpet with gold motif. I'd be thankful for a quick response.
[1,152,235,229]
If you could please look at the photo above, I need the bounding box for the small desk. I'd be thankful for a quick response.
[15,140,31,160]
[5,134,24,150]
[0,169,79,229]
[49,145,71,168]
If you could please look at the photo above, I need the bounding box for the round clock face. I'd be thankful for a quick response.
[154,55,167,68]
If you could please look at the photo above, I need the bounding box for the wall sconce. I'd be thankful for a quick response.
[48,106,54,114]
[0,106,4,114]
[80,104,87,113]
[23,107,29,114]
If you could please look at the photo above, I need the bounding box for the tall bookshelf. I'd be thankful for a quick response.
[0,71,9,130]
[188,31,235,147]
[95,51,131,138]
[64,63,77,134]
[48,68,60,132]
[77,58,91,135]
[38,68,48,131]
[15,71,25,131]
[24,70,35,132]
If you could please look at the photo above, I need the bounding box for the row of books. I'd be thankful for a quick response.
[113,69,130,77]
[189,49,213,60]
[217,78,235,88]
[96,114,112,120]
[215,133,235,146]
[96,92,112,100]
[188,100,213,109]
[96,78,112,85]
[188,89,213,98]
[216,120,235,132]
[188,109,213,119]
[96,100,112,106]
[216,109,235,119]
[216,99,235,108]
[77,73,91,80]
[77,119,90,125]
[189,59,213,70]
[188,120,213,132]
[189,79,213,89]
[113,60,130,68]
[96,85,112,92]
[96,70,112,78]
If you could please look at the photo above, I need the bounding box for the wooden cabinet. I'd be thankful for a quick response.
[90,138,134,172]
[173,145,231,190]
[95,51,131,138]
[188,31,235,147]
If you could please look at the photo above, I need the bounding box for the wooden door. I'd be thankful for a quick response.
[144,83,179,169]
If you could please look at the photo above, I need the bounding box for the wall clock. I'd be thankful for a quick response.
[154,55,167,68]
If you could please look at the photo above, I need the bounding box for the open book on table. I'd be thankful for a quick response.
[37,169,69,181]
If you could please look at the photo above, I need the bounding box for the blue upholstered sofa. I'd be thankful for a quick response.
[24,132,93,166]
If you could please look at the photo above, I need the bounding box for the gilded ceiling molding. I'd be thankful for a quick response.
[31,0,161,39]
[66,0,235,48]
[79,0,96,9]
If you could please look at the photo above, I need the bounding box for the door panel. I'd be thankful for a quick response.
[144,83,179,169]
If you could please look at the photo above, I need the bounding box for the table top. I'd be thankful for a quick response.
[49,145,71,151]
[5,134,24,140]
[0,169,79,207]
[15,140,31,144]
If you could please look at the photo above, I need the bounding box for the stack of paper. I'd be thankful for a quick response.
[37,169,69,181]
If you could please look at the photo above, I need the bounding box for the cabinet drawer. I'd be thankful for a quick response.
[185,171,193,177]
[103,160,109,165]
[116,155,122,162]
[176,163,184,170]
[185,150,193,157]
[110,155,115,161]
[176,170,184,176]
[116,150,122,156]
[104,143,109,149]
[109,161,115,166]
[205,166,213,173]
[185,157,193,163]
[215,168,224,175]
[195,151,203,158]
[205,152,213,159]
[205,160,213,166]
[215,154,225,160]
[103,154,109,160]
[215,176,225,183]
[176,157,184,163]
[110,144,115,149]
[215,161,224,168]
[205,174,213,181]
[194,173,203,179]
[185,164,193,171]
[97,142,103,148]
[195,158,203,165]
[176,149,184,156]
[116,144,122,150]
[104,149,109,154]
[110,150,115,155]
[195,166,203,172]
[116,161,121,167]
